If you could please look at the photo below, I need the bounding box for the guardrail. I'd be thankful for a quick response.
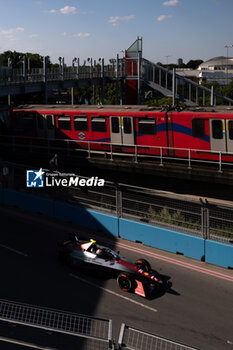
[0,59,128,86]
[2,160,233,244]
[0,299,114,350]
[118,324,200,350]
[1,135,233,172]
[0,299,202,350]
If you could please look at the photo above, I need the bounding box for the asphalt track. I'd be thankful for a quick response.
[0,206,233,350]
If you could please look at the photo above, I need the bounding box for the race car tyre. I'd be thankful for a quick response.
[117,273,134,292]
[136,259,151,272]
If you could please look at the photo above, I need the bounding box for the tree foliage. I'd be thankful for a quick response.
[0,50,52,68]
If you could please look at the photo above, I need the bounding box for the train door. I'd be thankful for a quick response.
[45,114,55,139]
[210,119,233,153]
[226,120,233,153]
[36,114,46,138]
[110,116,134,145]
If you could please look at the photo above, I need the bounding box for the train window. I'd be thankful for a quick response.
[192,119,205,138]
[229,121,233,140]
[212,120,223,139]
[111,117,119,133]
[47,115,53,129]
[37,114,44,129]
[138,119,156,135]
[91,117,106,132]
[74,116,88,131]
[123,117,132,134]
[57,115,71,130]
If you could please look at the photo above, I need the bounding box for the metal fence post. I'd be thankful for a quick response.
[116,185,122,238]
[101,58,105,104]
[118,323,126,350]
[116,186,122,219]
[172,68,176,107]
[159,147,163,166]
[110,143,113,161]
[218,152,223,173]
[188,149,192,169]
[206,207,210,240]
[201,202,210,240]
[88,141,91,158]
[108,319,113,350]
[201,206,207,239]
[134,145,138,163]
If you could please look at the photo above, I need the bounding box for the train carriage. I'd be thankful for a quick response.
[7,105,233,163]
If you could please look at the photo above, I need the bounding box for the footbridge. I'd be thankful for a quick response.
[1,37,233,106]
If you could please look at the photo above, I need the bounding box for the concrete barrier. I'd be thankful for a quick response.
[1,189,118,237]
[2,189,233,268]
[54,201,118,236]
[206,240,233,269]
[2,189,54,217]
[119,218,205,261]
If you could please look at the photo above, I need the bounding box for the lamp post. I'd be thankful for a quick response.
[224,44,233,85]
[164,55,171,68]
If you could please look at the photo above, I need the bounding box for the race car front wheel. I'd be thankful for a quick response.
[136,259,151,272]
[117,273,133,292]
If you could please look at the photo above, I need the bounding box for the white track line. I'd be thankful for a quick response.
[0,243,28,257]
[69,273,158,313]
[100,238,233,283]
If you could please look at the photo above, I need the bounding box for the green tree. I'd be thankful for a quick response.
[0,50,52,68]
[186,59,203,69]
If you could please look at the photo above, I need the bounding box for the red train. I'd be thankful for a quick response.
[8,104,233,162]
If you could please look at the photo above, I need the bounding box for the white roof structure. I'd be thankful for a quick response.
[176,57,233,85]
[197,56,233,71]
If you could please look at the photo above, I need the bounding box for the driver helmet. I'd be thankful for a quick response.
[96,249,102,255]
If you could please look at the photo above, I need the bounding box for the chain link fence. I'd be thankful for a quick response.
[2,162,233,244]
[118,324,200,350]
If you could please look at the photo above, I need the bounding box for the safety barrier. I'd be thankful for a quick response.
[0,300,202,350]
[118,324,200,350]
[206,240,233,269]
[1,188,233,268]
[119,218,205,261]
[0,299,113,350]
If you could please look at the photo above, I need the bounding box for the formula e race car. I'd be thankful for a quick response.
[58,234,163,298]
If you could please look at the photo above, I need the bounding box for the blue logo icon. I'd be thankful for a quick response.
[26,169,45,188]
[78,132,86,140]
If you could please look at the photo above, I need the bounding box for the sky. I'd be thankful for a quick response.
[0,0,233,66]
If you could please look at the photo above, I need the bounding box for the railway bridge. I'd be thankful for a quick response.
[1,37,233,106]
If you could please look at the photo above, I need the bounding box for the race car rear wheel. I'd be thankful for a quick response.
[136,259,151,272]
[117,273,133,292]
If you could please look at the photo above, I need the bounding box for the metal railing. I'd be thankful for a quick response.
[4,162,233,244]
[1,55,233,106]
[0,300,202,350]
[1,135,233,173]
[0,299,113,350]
[118,324,200,350]
[142,58,233,106]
